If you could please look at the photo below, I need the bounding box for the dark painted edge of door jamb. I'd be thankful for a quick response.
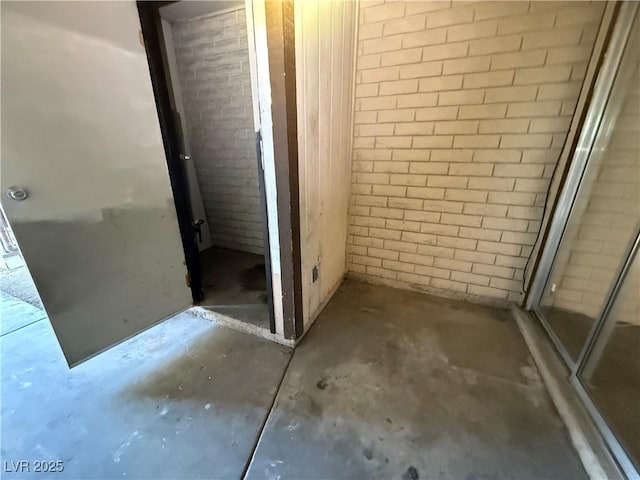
[265,0,304,340]
[284,1,304,340]
[137,1,204,303]
[255,131,277,334]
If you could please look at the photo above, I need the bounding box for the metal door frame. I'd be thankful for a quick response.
[571,228,640,479]
[526,2,637,366]
[525,4,640,477]
[526,2,636,315]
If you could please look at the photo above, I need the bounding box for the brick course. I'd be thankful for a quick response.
[348,0,605,304]
[173,9,264,255]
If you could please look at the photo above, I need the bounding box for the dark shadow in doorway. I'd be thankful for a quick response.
[200,246,269,330]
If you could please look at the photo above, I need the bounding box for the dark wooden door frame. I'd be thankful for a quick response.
[137,1,203,303]
[264,0,304,340]
[137,1,304,339]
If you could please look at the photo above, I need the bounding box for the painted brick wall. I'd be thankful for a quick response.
[173,9,264,255]
[347,0,605,304]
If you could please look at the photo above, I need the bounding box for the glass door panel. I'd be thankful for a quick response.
[579,247,640,471]
[538,16,640,361]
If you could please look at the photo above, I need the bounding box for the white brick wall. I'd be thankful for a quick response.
[348,0,605,304]
[173,9,264,255]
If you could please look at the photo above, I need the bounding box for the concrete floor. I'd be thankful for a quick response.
[200,247,268,306]
[0,290,47,337]
[541,305,640,464]
[200,247,270,330]
[247,279,587,480]
[0,263,42,308]
[1,296,290,479]
[1,279,588,479]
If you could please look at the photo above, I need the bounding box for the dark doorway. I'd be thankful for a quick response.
[137,1,275,333]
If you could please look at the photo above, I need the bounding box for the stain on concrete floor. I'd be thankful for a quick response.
[200,247,268,306]
[246,279,587,480]
[199,247,270,329]
[240,263,267,292]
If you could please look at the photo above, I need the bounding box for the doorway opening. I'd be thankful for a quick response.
[146,1,275,334]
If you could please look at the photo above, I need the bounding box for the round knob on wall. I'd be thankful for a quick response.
[5,186,29,201]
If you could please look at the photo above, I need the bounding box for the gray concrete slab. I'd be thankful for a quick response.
[0,264,43,309]
[1,309,291,479]
[205,304,270,331]
[246,279,587,480]
[0,290,46,336]
[200,247,270,330]
[200,247,268,307]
